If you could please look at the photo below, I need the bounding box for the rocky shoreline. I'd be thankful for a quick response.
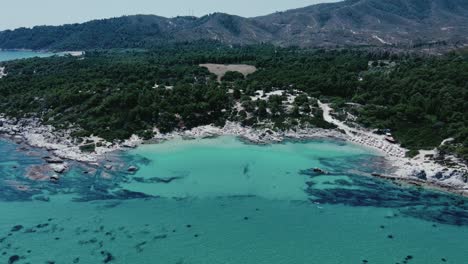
[318,101,468,197]
[1,110,467,197]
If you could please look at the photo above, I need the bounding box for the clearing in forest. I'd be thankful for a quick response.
[200,64,257,82]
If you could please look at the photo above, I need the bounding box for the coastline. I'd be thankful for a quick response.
[1,104,467,197]
[363,172,468,198]
[0,49,84,62]
[317,100,468,197]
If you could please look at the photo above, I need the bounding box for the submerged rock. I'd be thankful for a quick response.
[101,251,114,263]
[34,196,50,202]
[133,176,182,184]
[24,228,36,233]
[135,241,147,252]
[127,166,139,172]
[10,225,23,232]
[51,164,67,174]
[153,234,167,240]
[313,168,328,174]
[8,255,20,264]
[43,156,64,164]
[36,223,49,229]
[50,174,60,182]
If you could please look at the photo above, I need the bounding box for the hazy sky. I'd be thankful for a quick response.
[0,0,339,30]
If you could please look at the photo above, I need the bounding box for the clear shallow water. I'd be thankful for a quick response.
[0,50,55,62]
[121,137,377,200]
[0,137,467,264]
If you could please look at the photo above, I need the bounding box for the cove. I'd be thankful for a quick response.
[0,136,467,264]
[121,136,382,200]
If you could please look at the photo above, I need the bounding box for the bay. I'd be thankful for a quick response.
[0,136,467,263]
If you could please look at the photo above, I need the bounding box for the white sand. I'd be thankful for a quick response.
[319,100,405,158]
[60,51,85,57]
[0,66,6,78]
[318,101,468,195]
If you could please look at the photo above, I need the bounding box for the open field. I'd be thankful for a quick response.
[200,63,257,81]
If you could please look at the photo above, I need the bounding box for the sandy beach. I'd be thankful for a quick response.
[1,100,467,196]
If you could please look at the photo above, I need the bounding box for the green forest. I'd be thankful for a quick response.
[0,43,467,160]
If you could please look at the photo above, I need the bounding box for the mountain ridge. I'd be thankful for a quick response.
[0,0,467,50]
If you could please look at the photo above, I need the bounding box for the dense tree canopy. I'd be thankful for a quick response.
[0,43,467,160]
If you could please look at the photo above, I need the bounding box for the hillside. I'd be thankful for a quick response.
[256,0,468,47]
[0,0,467,50]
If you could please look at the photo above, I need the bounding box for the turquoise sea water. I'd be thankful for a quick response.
[0,137,467,264]
[0,50,55,62]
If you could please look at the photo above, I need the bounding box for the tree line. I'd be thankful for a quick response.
[0,43,466,160]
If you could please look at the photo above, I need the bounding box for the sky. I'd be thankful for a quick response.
[0,0,339,30]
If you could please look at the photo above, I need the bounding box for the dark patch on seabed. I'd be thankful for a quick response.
[0,140,156,203]
[0,211,178,264]
[303,155,468,226]
[122,153,152,166]
[2,140,468,226]
[0,162,153,203]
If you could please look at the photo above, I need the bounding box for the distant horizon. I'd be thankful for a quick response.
[0,0,340,31]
